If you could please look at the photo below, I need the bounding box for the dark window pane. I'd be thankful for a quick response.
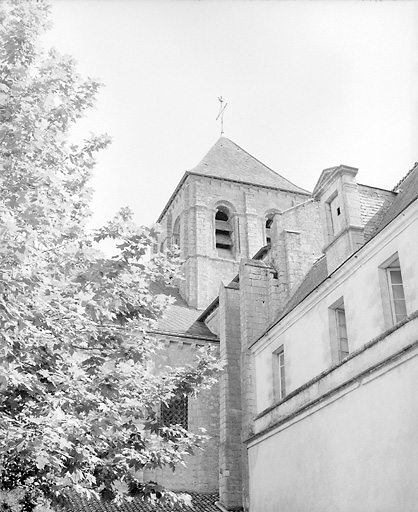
[394,300,407,318]
[392,284,405,300]
[390,270,403,285]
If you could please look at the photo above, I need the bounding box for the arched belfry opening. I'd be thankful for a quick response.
[265,213,274,246]
[172,216,181,248]
[215,206,234,258]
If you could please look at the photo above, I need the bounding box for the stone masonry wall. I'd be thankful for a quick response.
[218,284,243,510]
[239,259,280,511]
[178,175,307,309]
[271,200,324,309]
[142,338,219,493]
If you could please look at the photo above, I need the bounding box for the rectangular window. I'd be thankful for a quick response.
[273,347,286,401]
[387,260,407,324]
[161,396,188,430]
[336,305,349,360]
[329,297,349,364]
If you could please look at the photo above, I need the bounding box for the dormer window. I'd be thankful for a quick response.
[215,207,233,256]
[325,192,342,239]
[172,216,181,248]
[330,195,342,235]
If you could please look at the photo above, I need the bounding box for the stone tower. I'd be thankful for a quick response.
[157,137,310,311]
[154,137,311,511]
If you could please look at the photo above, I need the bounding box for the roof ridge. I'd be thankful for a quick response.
[221,137,310,194]
[158,137,309,222]
[392,162,418,192]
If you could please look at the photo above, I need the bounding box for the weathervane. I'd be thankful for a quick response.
[216,96,228,136]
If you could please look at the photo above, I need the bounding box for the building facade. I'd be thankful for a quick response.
[152,137,418,512]
[247,164,418,512]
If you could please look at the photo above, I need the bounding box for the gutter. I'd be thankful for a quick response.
[149,329,219,343]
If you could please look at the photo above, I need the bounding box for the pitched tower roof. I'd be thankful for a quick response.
[158,137,309,222]
[189,137,309,192]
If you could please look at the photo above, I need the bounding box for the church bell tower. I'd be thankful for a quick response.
[157,137,310,310]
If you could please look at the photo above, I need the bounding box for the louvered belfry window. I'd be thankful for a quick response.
[161,396,188,430]
[215,208,233,249]
[265,215,273,245]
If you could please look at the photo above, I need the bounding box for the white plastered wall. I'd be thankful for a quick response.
[253,205,418,413]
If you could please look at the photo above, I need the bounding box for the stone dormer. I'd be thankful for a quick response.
[313,165,364,274]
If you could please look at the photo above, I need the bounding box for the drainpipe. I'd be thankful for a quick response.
[215,501,230,512]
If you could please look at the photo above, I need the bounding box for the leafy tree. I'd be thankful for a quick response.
[0,1,220,510]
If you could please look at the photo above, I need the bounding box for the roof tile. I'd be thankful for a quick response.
[358,185,395,241]
[150,283,217,339]
[372,162,418,236]
[68,493,220,512]
[266,164,418,331]
[189,137,309,194]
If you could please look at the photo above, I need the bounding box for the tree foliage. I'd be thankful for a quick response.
[0,1,220,510]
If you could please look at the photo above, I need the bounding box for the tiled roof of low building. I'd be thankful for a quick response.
[150,282,218,340]
[189,137,309,194]
[68,493,220,512]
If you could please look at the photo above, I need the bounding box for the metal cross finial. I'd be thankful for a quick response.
[216,96,228,136]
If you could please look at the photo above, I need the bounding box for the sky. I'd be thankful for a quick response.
[45,0,418,230]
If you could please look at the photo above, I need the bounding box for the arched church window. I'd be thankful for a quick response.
[172,216,181,248]
[265,214,274,246]
[161,396,188,430]
[215,206,233,253]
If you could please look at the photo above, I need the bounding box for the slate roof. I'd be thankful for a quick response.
[158,137,309,222]
[373,162,418,236]
[150,282,217,340]
[358,185,395,242]
[276,256,328,322]
[68,493,220,512]
[189,137,309,194]
[260,163,418,338]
